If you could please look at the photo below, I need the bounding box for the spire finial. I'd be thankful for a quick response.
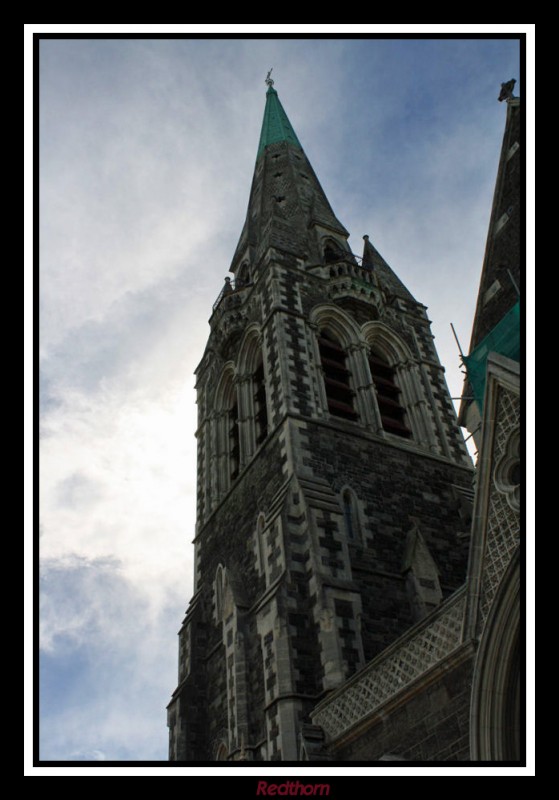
[498,79,516,102]
[265,68,274,88]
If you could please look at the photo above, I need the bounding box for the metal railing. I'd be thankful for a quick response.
[212,279,253,313]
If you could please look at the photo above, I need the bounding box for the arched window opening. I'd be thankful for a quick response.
[255,512,266,575]
[229,398,240,481]
[319,331,357,421]
[253,359,268,445]
[215,564,225,621]
[214,365,239,495]
[342,489,356,540]
[369,351,412,438]
[324,241,343,264]
[237,262,251,287]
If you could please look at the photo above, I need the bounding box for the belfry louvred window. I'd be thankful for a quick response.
[253,360,268,445]
[229,400,240,481]
[319,331,357,421]
[369,352,412,438]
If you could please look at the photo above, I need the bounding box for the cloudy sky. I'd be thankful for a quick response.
[37,35,521,765]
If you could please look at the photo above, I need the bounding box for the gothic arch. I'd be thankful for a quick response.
[254,511,267,575]
[361,320,414,364]
[311,304,372,424]
[214,361,237,412]
[310,303,363,349]
[321,237,346,264]
[213,362,240,490]
[214,563,235,624]
[470,551,520,761]
[237,323,263,375]
[214,563,226,622]
[361,321,429,442]
[236,261,251,286]
[494,429,520,512]
[339,485,363,543]
[236,324,269,457]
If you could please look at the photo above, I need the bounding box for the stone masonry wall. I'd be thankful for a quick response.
[297,418,473,663]
[172,245,474,761]
[329,652,475,761]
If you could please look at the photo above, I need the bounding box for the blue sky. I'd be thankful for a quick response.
[37,35,522,766]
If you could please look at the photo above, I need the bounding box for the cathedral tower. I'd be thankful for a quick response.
[167,79,473,762]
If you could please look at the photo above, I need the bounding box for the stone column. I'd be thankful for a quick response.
[236,373,255,467]
[348,342,378,431]
[305,322,325,418]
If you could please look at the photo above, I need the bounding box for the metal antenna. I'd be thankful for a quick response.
[450,323,465,359]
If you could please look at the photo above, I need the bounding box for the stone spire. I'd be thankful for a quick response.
[257,83,303,157]
[361,234,416,302]
[230,81,350,274]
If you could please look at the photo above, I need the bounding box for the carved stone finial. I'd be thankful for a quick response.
[498,79,516,102]
[265,68,274,88]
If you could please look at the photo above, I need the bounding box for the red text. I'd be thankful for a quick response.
[256,782,330,796]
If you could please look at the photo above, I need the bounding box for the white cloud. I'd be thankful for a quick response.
[40,555,181,760]
[68,749,107,761]
[40,383,195,608]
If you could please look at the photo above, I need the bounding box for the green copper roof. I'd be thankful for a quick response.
[463,300,520,409]
[257,86,303,158]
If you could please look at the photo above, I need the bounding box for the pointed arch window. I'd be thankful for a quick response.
[215,564,226,622]
[236,329,269,464]
[369,351,412,438]
[319,330,357,421]
[253,358,268,446]
[237,262,251,287]
[214,366,241,494]
[342,489,358,540]
[323,240,343,264]
[340,487,365,543]
[254,512,267,576]
[229,397,240,481]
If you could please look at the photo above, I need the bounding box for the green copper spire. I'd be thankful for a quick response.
[229,74,350,270]
[257,83,303,158]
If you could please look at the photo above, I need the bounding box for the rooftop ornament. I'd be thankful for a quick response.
[498,79,516,102]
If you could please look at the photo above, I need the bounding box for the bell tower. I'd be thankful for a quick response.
[167,78,473,762]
